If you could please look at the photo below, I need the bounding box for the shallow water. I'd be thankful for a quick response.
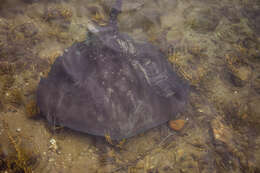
[0,0,260,172]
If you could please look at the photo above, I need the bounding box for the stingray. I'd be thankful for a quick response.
[37,0,189,140]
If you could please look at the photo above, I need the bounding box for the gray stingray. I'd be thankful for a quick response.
[37,0,189,140]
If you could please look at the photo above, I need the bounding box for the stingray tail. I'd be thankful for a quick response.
[109,0,123,26]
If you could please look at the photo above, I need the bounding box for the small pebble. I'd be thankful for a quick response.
[50,138,56,145]
[198,109,203,113]
[241,114,248,119]
[49,138,58,151]
[49,158,55,162]
[16,128,21,132]
[169,119,186,131]
[150,165,155,169]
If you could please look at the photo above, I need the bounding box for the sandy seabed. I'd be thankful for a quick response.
[0,0,260,172]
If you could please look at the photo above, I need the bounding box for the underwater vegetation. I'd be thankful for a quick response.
[0,122,38,173]
[0,62,25,112]
[25,100,39,119]
[0,0,259,172]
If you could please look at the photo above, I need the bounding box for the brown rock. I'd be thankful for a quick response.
[168,119,186,131]
[235,66,251,81]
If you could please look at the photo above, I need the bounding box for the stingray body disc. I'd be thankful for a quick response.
[37,34,189,140]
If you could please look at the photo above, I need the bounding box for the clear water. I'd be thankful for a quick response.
[0,0,260,172]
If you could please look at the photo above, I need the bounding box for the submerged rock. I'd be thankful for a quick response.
[37,0,189,140]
